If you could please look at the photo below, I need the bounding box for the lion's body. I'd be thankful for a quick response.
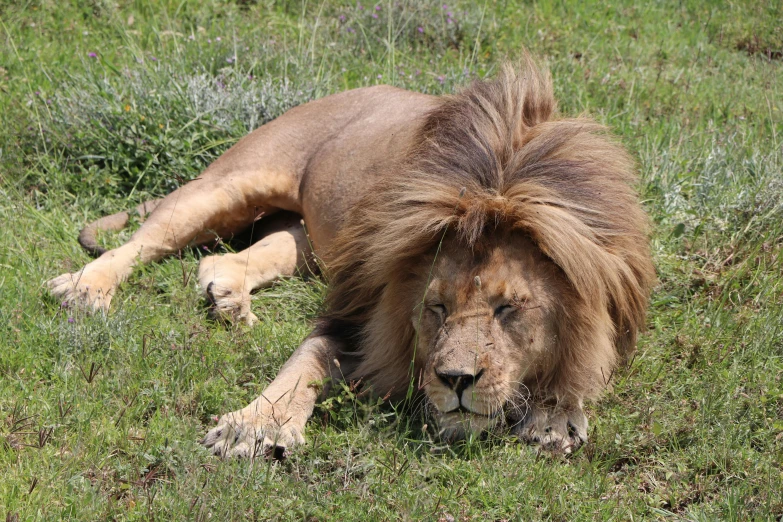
[48,57,655,457]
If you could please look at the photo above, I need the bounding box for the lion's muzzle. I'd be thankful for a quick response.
[432,369,490,414]
[424,358,516,440]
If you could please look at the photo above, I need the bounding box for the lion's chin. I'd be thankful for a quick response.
[435,410,501,442]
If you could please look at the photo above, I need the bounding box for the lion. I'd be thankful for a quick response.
[47,56,655,457]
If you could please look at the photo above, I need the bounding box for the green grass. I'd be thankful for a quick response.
[1,0,782,519]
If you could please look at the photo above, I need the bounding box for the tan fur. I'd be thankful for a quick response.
[48,55,655,457]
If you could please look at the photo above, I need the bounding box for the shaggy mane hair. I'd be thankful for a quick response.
[320,56,656,398]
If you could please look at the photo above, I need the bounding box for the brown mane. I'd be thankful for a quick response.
[321,56,656,397]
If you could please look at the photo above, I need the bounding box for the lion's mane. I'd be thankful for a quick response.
[319,56,656,399]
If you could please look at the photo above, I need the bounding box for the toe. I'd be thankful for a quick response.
[47,273,76,298]
[289,426,305,446]
[226,441,253,458]
[243,312,259,327]
[201,423,228,448]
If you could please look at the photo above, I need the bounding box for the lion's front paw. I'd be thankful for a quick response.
[46,269,116,311]
[201,401,306,459]
[513,402,588,454]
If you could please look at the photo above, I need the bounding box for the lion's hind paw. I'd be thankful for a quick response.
[204,282,258,327]
[46,270,114,312]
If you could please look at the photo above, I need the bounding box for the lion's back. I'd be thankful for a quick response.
[298,86,440,250]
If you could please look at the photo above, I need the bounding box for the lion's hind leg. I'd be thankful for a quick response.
[198,212,313,326]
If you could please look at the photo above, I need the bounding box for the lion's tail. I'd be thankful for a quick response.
[78,199,163,257]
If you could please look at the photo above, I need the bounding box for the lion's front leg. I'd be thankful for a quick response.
[512,397,588,454]
[202,334,340,458]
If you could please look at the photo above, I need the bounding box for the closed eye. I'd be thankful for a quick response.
[494,304,516,318]
[427,304,447,320]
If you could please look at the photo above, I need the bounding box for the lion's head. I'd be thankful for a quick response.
[319,56,655,442]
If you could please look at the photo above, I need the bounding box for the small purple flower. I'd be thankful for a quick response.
[417,26,424,33]
[374,4,381,10]
[88,52,97,58]
[61,301,69,308]
[371,13,378,18]
[216,36,222,42]
[35,90,41,96]
[207,38,212,43]
[68,317,75,323]
[442,4,448,9]
[339,14,346,21]
[188,34,195,41]
[226,57,233,63]
[346,27,355,33]
[437,75,445,84]
[377,74,382,79]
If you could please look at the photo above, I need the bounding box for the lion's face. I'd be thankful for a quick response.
[412,232,569,439]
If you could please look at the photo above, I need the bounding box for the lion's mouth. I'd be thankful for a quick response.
[441,404,500,419]
[433,405,502,441]
[425,384,502,419]
[423,375,508,422]
[440,404,502,419]
[444,405,477,415]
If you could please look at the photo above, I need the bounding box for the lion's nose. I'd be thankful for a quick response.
[435,369,484,395]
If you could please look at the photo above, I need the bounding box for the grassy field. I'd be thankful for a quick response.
[1,0,782,519]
